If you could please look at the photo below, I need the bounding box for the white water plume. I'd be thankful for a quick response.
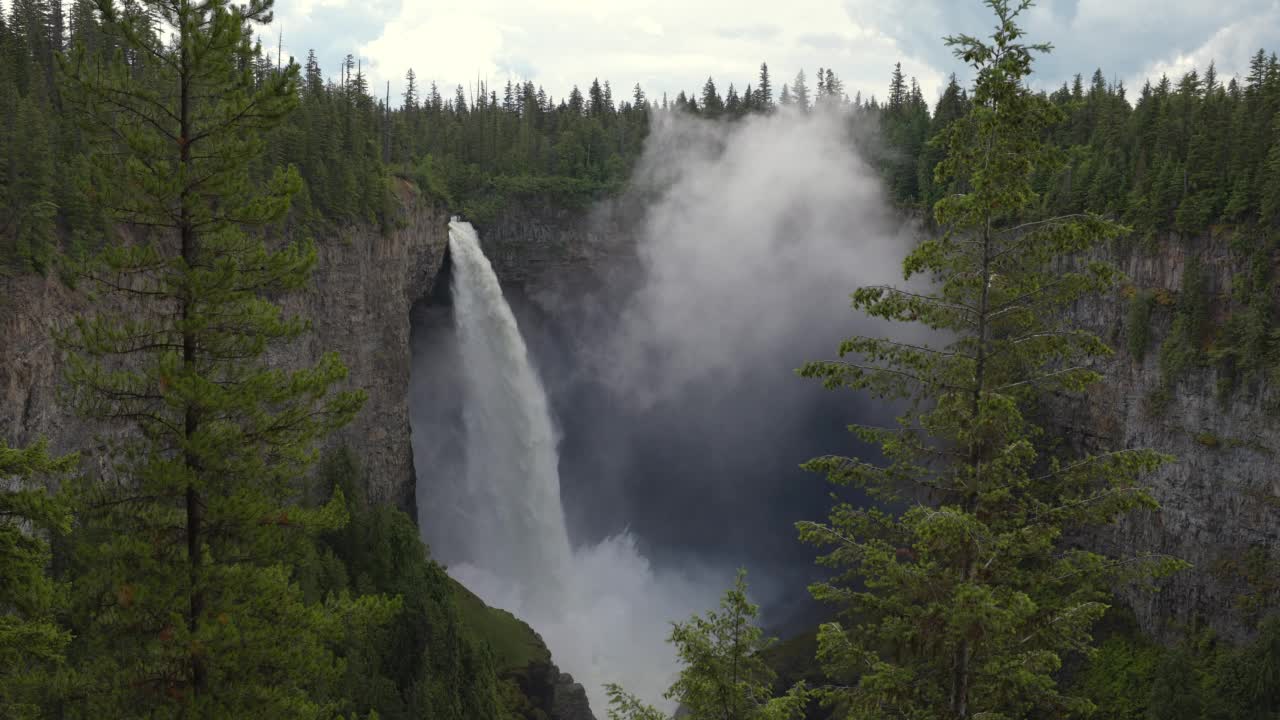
[431,219,723,712]
[446,219,572,614]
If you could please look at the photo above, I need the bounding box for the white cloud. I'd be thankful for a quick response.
[302,0,932,105]
[20,0,1270,110]
[1135,3,1280,88]
[359,7,507,93]
[841,0,1275,97]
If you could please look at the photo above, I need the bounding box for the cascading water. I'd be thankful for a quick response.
[418,219,724,714]
[445,219,571,614]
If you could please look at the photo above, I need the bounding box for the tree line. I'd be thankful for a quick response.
[5,0,1280,271]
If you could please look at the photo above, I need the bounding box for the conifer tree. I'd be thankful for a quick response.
[799,2,1180,717]
[8,93,57,271]
[791,69,809,111]
[403,68,418,109]
[756,61,773,110]
[822,68,842,105]
[725,83,741,116]
[888,61,907,111]
[0,439,75,720]
[58,0,389,715]
[701,76,724,118]
[604,571,807,720]
[1260,114,1280,225]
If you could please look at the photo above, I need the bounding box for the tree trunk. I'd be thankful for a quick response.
[178,1,206,703]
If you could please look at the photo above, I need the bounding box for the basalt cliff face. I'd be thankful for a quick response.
[1065,234,1280,642]
[0,182,451,513]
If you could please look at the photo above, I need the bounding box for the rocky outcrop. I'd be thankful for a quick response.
[505,661,597,720]
[0,180,450,513]
[551,672,596,720]
[1063,232,1280,642]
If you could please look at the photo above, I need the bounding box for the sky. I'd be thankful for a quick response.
[256,0,1280,107]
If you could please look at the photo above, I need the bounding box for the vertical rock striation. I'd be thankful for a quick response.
[0,181,450,514]
[1064,234,1280,641]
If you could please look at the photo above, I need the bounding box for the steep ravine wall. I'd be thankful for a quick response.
[0,183,451,513]
[1066,234,1280,642]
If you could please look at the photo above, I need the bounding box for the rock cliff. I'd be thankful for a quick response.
[0,180,450,514]
[1065,233,1280,641]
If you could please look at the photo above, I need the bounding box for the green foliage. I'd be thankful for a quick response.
[1159,256,1212,385]
[1074,617,1280,720]
[0,438,75,720]
[299,449,511,720]
[1212,229,1280,387]
[798,3,1182,717]
[1126,289,1156,359]
[450,579,551,673]
[606,570,808,720]
[1077,634,1164,720]
[761,609,1280,720]
[55,0,384,715]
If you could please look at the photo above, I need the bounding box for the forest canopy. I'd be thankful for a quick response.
[2,0,1278,272]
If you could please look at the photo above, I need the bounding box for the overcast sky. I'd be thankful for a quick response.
[260,0,1279,105]
[9,0,1265,106]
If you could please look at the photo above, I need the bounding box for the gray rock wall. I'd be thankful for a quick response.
[1065,233,1280,641]
[0,181,450,513]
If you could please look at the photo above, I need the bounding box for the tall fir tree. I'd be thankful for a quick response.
[799,2,1181,717]
[756,61,773,110]
[58,0,390,715]
[0,439,75,720]
[791,68,809,111]
[701,76,724,118]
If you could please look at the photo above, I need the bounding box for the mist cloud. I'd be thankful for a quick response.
[603,107,914,410]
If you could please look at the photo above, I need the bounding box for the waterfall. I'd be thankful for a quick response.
[445,219,571,613]
[420,219,723,714]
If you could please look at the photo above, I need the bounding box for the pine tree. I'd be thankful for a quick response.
[821,68,843,106]
[403,68,418,109]
[799,2,1180,717]
[701,76,724,118]
[724,83,741,116]
[888,61,907,111]
[604,571,807,720]
[58,0,389,715]
[0,439,75,720]
[1260,114,1280,225]
[918,74,970,208]
[589,77,606,116]
[8,92,56,272]
[791,69,809,111]
[756,61,773,110]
